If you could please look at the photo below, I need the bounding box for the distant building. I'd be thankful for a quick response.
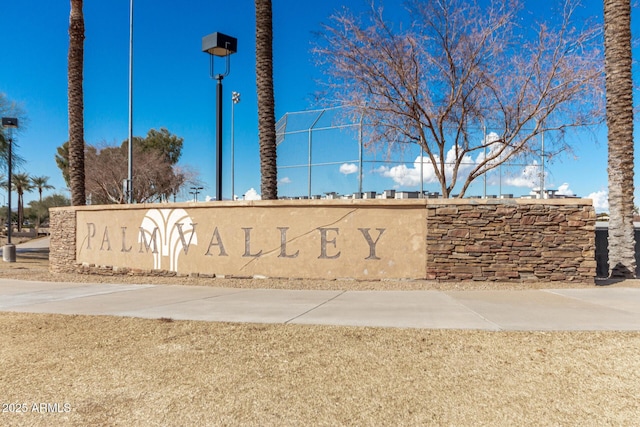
[382,189,396,199]
[396,191,419,199]
[363,191,376,199]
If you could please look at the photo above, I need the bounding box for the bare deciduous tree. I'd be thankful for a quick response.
[314,0,603,197]
[84,143,196,205]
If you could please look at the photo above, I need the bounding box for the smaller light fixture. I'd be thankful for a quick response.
[2,118,18,128]
[202,32,237,57]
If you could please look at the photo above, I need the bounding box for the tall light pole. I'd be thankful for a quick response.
[231,91,240,200]
[202,32,237,201]
[127,0,134,203]
[1,117,17,262]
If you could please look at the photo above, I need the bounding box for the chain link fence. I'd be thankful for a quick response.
[276,107,554,199]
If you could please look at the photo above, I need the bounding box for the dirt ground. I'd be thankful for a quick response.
[0,242,639,426]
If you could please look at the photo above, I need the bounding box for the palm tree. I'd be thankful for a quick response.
[68,0,86,206]
[55,141,70,187]
[255,0,278,200]
[31,176,54,228]
[10,173,33,232]
[31,176,54,202]
[604,0,635,278]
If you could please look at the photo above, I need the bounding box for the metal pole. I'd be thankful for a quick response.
[231,92,240,200]
[540,130,545,199]
[1,117,17,262]
[419,125,424,198]
[127,0,134,203]
[420,146,424,198]
[358,115,363,196]
[6,130,12,245]
[483,124,487,198]
[307,129,312,198]
[216,75,223,201]
[307,110,324,198]
[231,94,235,201]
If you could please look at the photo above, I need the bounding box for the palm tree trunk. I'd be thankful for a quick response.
[605,0,635,278]
[255,0,278,200]
[68,0,86,206]
[17,192,23,232]
[38,188,42,228]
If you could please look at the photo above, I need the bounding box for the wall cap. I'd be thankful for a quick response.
[50,197,593,212]
[425,198,592,206]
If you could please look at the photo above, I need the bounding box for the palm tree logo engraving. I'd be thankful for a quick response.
[139,209,198,271]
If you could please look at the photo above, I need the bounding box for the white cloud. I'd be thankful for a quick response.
[243,188,262,200]
[339,163,359,175]
[556,183,574,196]
[503,161,542,188]
[375,146,477,187]
[378,163,422,186]
[377,155,548,191]
[587,190,608,212]
[278,177,292,185]
[374,136,519,189]
[373,165,389,175]
[475,132,506,166]
[372,134,553,193]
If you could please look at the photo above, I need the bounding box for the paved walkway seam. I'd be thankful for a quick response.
[284,290,347,324]
[443,291,504,331]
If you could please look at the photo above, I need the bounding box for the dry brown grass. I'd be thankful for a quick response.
[1,242,639,425]
[1,313,639,426]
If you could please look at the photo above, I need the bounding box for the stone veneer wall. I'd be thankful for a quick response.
[50,199,596,283]
[49,207,77,274]
[426,199,596,281]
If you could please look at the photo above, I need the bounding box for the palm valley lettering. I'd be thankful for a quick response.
[84,223,386,260]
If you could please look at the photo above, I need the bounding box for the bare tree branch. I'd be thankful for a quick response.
[314,0,604,197]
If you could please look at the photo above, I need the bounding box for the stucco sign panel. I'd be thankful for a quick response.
[75,203,426,280]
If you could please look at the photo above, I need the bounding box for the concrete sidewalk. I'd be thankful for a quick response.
[1,278,639,331]
[0,236,50,253]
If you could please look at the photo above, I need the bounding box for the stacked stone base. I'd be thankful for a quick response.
[49,209,77,274]
[426,201,596,282]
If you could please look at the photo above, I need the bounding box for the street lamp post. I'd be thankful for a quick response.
[231,91,240,200]
[190,186,203,202]
[202,32,237,201]
[1,117,18,262]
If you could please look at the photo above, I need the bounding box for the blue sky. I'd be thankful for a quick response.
[0,0,637,211]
